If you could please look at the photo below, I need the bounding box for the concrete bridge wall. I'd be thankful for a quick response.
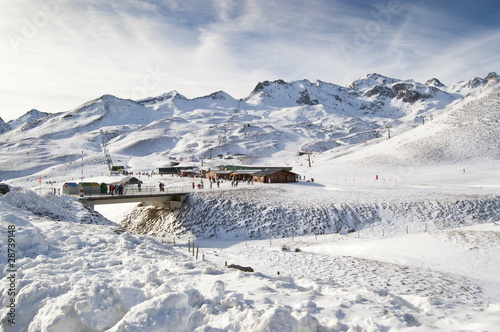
[80,193,188,210]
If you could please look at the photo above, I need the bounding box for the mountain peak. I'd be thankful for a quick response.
[425,78,445,88]
[99,94,122,103]
[467,77,485,89]
[6,108,49,131]
[165,90,187,100]
[0,116,10,134]
[136,91,189,108]
[485,72,499,83]
[250,79,288,95]
[245,79,323,107]
[190,91,237,109]
[367,73,389,80]
[348,73,400,90]
[198,90,235,101]
[448,72,500,93]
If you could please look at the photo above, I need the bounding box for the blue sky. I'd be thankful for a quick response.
[1,0,499,122]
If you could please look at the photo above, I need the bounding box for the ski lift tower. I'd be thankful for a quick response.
[100,130,114,171]
[299,141,316,167]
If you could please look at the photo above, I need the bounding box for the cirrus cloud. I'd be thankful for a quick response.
[0,0,498,122]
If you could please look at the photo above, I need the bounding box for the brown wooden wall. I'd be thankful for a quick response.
[254,170,298,183]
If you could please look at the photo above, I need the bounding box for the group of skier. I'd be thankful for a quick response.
[108,176,257,195]
[108,184,124,195]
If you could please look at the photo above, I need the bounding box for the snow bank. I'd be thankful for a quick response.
[0,187,116,225]
[109,292,194,332]
[30,281,126,331]
[253,308,301,332]
[0,214,47,258]
[124,188,500,239]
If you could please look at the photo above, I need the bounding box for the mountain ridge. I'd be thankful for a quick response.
[1,72,499,181]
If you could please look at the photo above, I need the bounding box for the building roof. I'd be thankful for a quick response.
[222,165,293,171]
[111,176,143,185]
[230,170,259,175]
[207,170,233,174]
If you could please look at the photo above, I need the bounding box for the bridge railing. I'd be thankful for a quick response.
[79,180,237,198]
[123,185,193,196]
[122,183,228,196]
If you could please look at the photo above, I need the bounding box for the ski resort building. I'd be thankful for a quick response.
[230,170,259,182]
[252,169,299,183]
[180,169,197,177]
[220,165,293,171]
[206,167,298,183]
[158,166,197,175]
[111,176,143,186]
[62,182,79,195]
[205,170,232,180]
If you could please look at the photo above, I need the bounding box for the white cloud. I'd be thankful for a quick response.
[0,0,498,122]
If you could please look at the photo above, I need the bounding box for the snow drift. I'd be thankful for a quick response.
[122,187,500,239]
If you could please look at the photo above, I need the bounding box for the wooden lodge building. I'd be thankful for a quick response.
[179,169,197,177]
[229,170,257,182]
[205,168,299,183]
[205,170,232,180]
[252,169,299,183]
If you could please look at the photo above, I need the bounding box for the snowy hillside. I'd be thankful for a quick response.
[315,84,500,166]
[1,72,499,182]
[124,187,500,239]
[1,71,500,331]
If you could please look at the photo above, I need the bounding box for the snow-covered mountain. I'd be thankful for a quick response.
[6,109,49,130]
[0,72,499,181]
[0,116,10,134]
[2,73,500,331]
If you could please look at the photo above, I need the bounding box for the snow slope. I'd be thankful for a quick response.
[126,187,500,239]
[1,71,500,331]
[320,83,500,166]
